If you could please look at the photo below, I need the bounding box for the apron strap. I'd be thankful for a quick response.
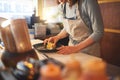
[78,0,93,32]
[63,3,66,18]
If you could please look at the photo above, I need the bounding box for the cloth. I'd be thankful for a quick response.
[77,0,104,42]
[62,2,101,57]
[58,0,104,42]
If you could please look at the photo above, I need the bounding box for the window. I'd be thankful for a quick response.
[0,0,34,19]
[43,6,63,23]
[43,0,63,23]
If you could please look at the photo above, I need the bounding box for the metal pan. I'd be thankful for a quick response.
[33,43,62,53]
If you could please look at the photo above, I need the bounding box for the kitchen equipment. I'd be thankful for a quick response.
[0,69,17,80]
[34,23,46,38]
[0,25,17,53]
[0,17,17,53]
[12,56,64,80]
[13,61,34,80]
[10,19,32,53]
[0,19,38,67]
[33,42,62,53]
[0,19,32,53]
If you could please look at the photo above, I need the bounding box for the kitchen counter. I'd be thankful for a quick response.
[31,39,101,65]
[35,50,120,77]
[31,39,120,77]
[0,39,120,79]
[36,51,101,67]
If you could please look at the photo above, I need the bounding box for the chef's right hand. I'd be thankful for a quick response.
[44,36,60,45]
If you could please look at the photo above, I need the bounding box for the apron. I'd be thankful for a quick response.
[62,4,100,57]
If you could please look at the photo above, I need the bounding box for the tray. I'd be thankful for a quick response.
[33,43,62,53]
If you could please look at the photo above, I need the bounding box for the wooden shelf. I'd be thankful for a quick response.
[98,0,120,4]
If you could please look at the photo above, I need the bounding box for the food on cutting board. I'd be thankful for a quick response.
[45,42,56,50]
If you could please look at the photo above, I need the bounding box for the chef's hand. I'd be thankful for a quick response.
[57,45,80,54]
[44,36,60,45]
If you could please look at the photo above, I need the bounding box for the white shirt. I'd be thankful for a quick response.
[58,3,77,18]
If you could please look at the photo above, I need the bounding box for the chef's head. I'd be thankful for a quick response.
[57,0,67,4]
[57,0,78,7]
[68,0,78,7]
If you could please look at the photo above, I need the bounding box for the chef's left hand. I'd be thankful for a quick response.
[57,46,80,54]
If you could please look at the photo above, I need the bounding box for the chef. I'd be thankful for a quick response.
[44,0,104,57]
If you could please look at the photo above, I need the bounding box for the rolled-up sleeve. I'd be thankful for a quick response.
[86,0,104,42]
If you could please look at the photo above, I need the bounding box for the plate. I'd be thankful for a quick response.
[33,43,62,53]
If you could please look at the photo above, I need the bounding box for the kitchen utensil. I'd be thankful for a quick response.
[33,42,62,53]
[10,19,32,53]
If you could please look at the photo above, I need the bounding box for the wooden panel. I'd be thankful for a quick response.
[100,2,120,66]
[104,29,120,34]
[100,2,120,30]
[101,32,120,66]
[98,0,120,4]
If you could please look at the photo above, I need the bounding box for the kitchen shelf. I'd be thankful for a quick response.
[98,0,120,4]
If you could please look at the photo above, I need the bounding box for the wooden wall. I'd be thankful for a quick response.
[37,0,57,19]
[99,2,120,66]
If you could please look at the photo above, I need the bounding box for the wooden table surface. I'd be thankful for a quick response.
[31,39,101,63]
[31,39,120,78]
[0,39,119,78]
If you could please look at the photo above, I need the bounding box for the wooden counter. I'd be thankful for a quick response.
[0,39,120,77]
[37,51,101,67]
[31,39,120,76]
[31,39,101,66]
